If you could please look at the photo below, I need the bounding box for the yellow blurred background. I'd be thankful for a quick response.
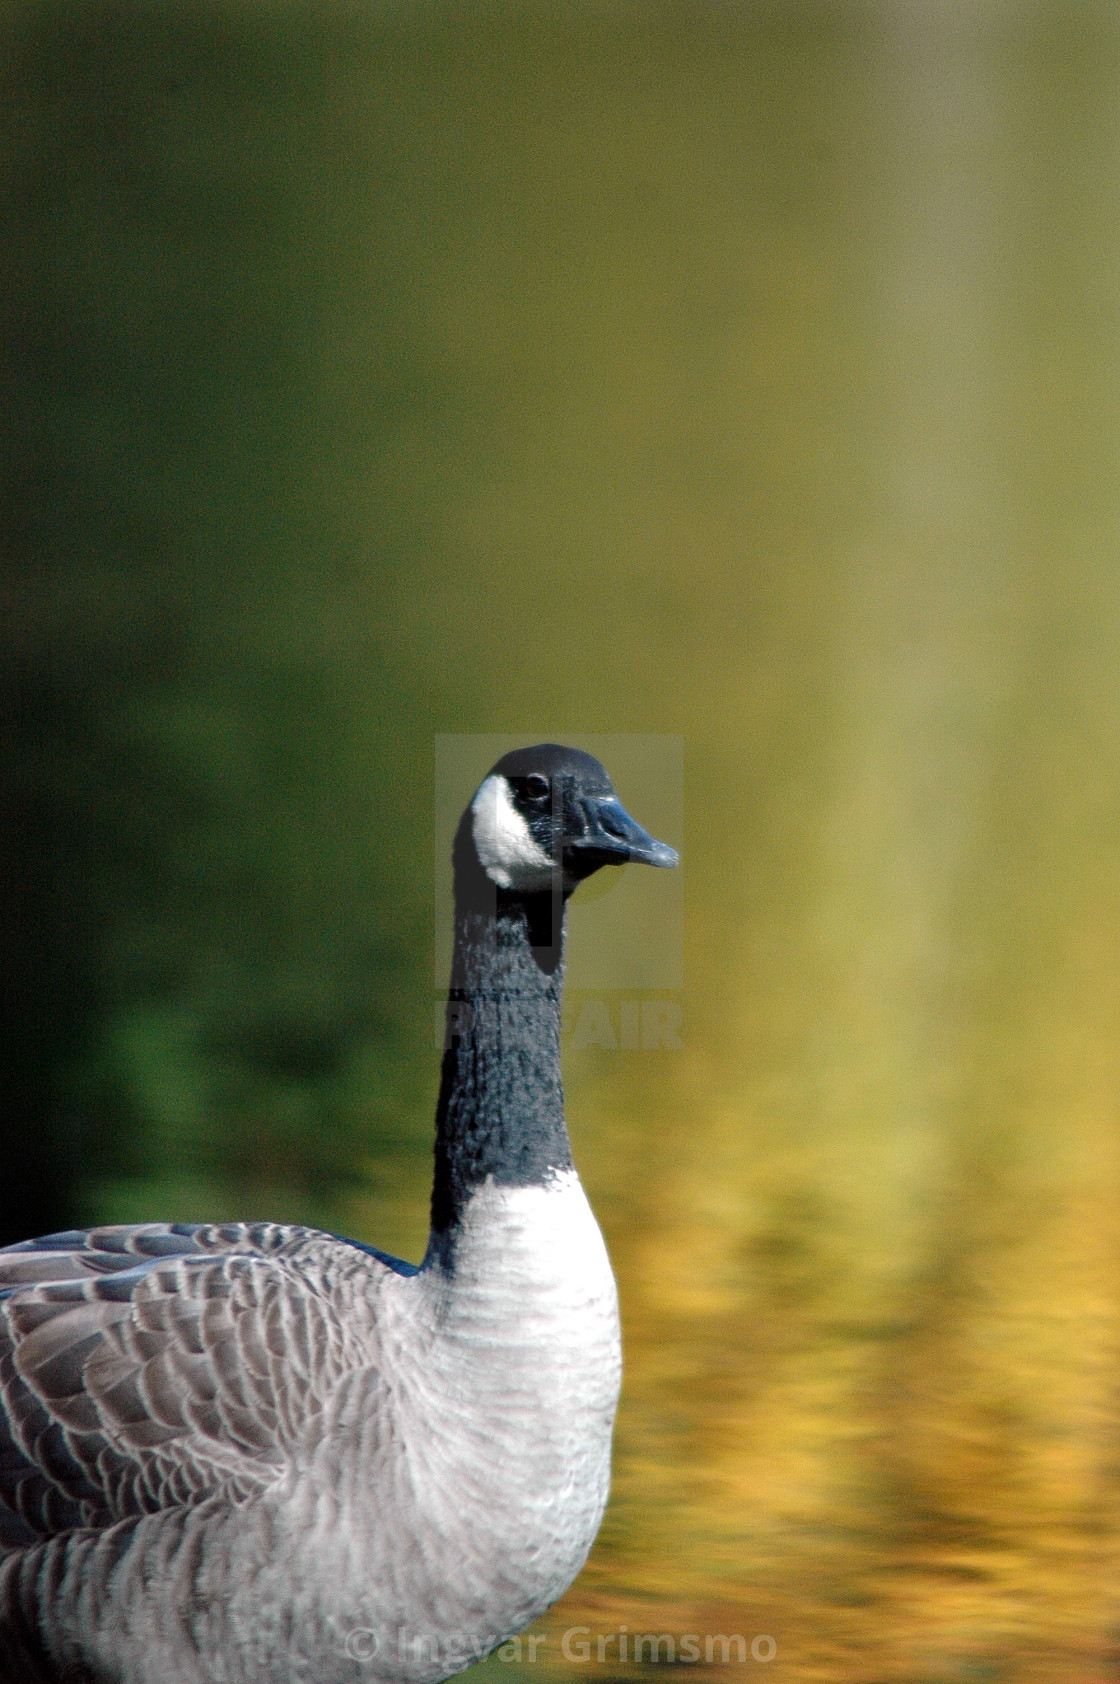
[5,4,1120,1679]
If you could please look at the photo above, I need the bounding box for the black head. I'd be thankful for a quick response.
[462,741,678,898]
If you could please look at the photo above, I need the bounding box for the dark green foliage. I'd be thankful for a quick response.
[1,4,450,1244]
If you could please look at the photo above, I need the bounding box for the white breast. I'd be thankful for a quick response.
[316,1172,622,1681]
[90,1177,621,1684]
[418,1171,621,1560]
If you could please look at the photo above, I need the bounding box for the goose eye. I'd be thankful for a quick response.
[524,774,550,800]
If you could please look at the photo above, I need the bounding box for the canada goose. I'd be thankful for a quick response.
[0,743,677,1684]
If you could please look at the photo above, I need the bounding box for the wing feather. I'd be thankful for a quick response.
[0,1222,389,1544]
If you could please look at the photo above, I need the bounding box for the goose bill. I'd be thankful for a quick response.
[563,797,678,874]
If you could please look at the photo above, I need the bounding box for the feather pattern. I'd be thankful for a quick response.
[0,1191,620,1684]
[0,1225,388,1543]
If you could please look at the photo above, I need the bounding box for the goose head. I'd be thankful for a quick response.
[461,742,678,898]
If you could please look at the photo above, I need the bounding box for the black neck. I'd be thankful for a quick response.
[430,880,572,1238]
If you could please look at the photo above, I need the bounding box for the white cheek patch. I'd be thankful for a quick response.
[471,774,555,891]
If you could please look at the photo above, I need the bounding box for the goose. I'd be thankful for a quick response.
[0,743,677,1684]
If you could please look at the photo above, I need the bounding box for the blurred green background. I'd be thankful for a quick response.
[6,3,1120,1679]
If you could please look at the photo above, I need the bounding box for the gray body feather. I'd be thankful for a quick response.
[0,1180,620,1683]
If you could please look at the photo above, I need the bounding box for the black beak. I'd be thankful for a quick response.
[563,795,679,875]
